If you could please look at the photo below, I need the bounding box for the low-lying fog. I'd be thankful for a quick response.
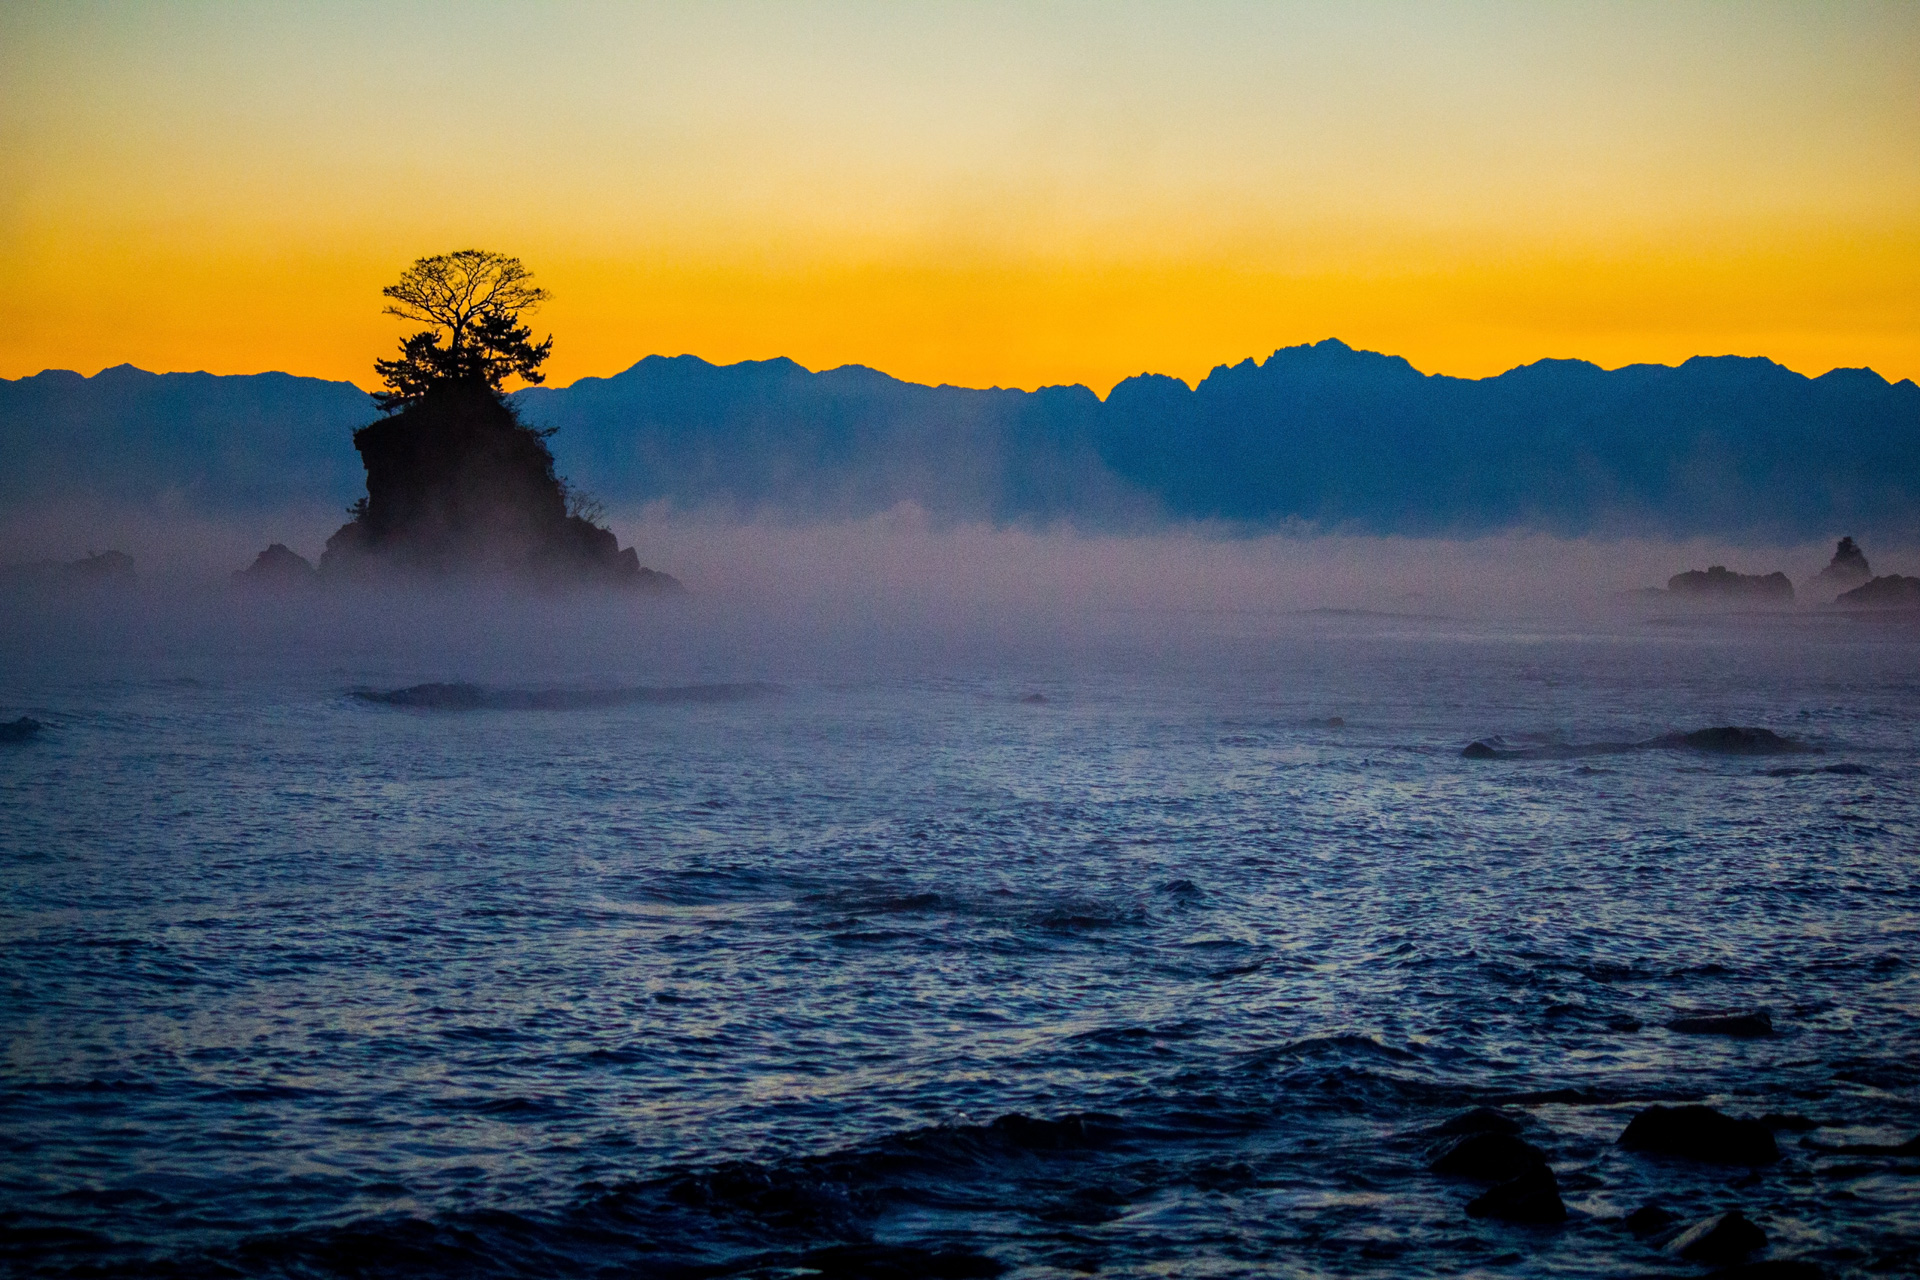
[3,502,1912,695]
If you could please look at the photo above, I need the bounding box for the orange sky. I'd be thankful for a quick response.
[2,2,1916,393]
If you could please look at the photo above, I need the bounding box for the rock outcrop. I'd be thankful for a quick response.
[319,386,679,590]
[1618,1105,1780,1166]
[1665,565,1794,602]
[1813,536,1871,596]
[234,543,317,587]
[1836,574,1920,607]
[1645,727,1815,755]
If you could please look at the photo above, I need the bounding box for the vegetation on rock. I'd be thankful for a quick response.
[321,251,678,590]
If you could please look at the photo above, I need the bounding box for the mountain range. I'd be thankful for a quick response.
[4,340,1916,539]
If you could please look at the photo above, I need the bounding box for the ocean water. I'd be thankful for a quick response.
[2,593,1917,1278]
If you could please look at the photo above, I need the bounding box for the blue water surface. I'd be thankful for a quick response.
[2,593,1917,1277]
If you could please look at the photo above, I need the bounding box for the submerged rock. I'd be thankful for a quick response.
[1466,1165,1566,1224]
[1665,1208,1767,1264]
[1430,1107,1524,1138]
[1836,574,1920,608]
[0,716,44,743]
[1626,1204,1679,1237]
[234,543,318,587]
[1618,1104,1780,1165]
[1463,726,1813,760]
[1669,1010,1775,1038]
[1665,565,1795,603]
[1647,727,1815,755]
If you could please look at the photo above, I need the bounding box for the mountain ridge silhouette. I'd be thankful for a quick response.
[5,339,1916,538]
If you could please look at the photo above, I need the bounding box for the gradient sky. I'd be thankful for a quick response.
[2,1,1916,393]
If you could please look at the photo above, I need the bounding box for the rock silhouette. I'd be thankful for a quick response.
[1466,1166,1566,1224]
[1429,1131,1549,1181]
[1618,1104,1780,1165]
[1836,574,1920,607]
[319,386,678,589]
[1665,565,1795,602]
[1462,726,1813,760]
[1668,1010,1774,1037]
[1,717,44,743]
[1647,727,1814,755]
[234,543,317,587]
[1813,536,1871,595]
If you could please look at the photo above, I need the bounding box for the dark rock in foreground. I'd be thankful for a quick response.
[1669,1010,1774,1038]
[319,385,679,589]
[1430,1131,1547,1181]
[1466,1165,1565,1224]
[1,716,44,743]
[234,543,317,587]
[1665,565,1795,602]
[1626,1204,1678,1237]
[1836,574,1920,607]
[1665,1208,1767,1264]
[1430,1107,1523,1138]
[1619,1104,1780,1165]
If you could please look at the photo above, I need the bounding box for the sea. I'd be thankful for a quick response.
[2,587,1917,1278]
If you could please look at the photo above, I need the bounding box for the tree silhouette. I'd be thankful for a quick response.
[373,250,554,411]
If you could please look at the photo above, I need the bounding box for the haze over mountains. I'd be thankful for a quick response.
[4,340,1916,541]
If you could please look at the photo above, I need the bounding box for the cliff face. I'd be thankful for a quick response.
[320,387,673,587]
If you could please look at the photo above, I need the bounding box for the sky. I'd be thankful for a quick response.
[2,1,1916,394]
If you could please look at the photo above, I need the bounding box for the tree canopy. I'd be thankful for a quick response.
[373,250,554,411]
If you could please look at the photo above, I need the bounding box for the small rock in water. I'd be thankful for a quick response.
[1625,1203,1678,1237]
[0,716,44,743]
[356,683,489,709]
[1431,1106,1523,1137]
[1430,1131,1548,1181]
[1651,727,1814,755]
[1618,1104,1780,1165]
[1019,693,1048,705]
[1665,1208,1767,1264]
[1669,1010,1774,1038]
[1466,1165,1566,1224]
